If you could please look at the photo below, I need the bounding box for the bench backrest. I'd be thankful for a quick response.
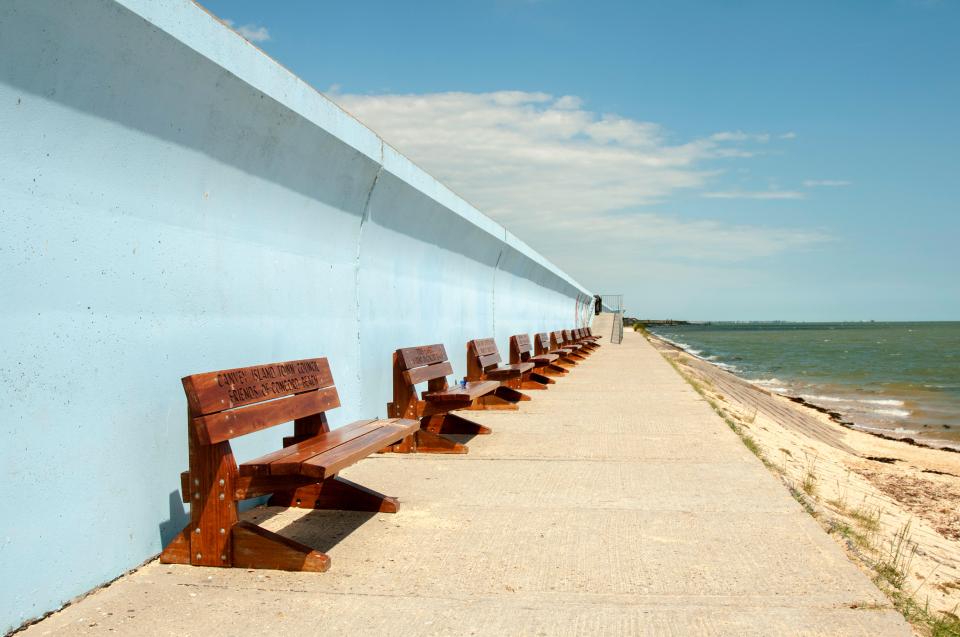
[534,332,551,356]
[467,338,502,379]
[563,329,576,343]
[389,344,454,418]
[509,333,533,364]
[395,344,453,387]
[550,330,567,350]
[182,358,339,445]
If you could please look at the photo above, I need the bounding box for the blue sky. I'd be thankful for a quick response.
[202,0,959,321]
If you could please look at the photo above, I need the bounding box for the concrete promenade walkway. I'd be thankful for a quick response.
[23,328,911,635]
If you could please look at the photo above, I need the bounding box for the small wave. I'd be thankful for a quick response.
[859,398,906,406]
[747,378,789,392]
[854,423,916,435]
[659,336,691,350]
[713,361,741,372]
[749,377,785,389]
[801,394,905,407]
[801,394,845,403]
[874,408,911,418]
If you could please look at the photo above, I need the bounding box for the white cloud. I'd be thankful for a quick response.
[710,131,770,143]
[559,213,829,263]
[331,90,828,278]
[780,132,798,139]
[333,90,760,221]
[223,19,271,43]
[803,179,851,187]
[702,190,805,200]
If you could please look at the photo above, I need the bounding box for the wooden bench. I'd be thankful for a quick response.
[551,330,588,361]
[564,329,595,355]
[160,357,419,572]
[465,337,535,401]
[385,344,498,454]
[535,332,579,368]
[578,327,601,349]
[575,328,600,351]
[563,330,596,355]
[579,327,601,344]
[509,333,565,382]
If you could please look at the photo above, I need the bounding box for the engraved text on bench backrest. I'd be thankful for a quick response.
[471,338,501,369]
[182,358,340,444]
[396,344,454,386]
[514,333,531,353]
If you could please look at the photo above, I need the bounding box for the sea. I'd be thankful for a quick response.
[647,322,960,451]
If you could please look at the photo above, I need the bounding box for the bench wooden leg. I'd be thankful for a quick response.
[496,385,531,402]
[383,429,469,454]
[231,521,330,572]
[540,363,569,376]
[467,393,519,410]
[160,529,192,565]
[268,476,401,513]
[423,413,491,435]
[521,371,552,390]
[466,385,529,410]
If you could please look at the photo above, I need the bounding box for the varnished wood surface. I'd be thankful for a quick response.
[424,380,500,402]
[530,354,559,364]
[396,344,447,370]
[166,355,416,572]
[183,358,334,415]
[401,361,454,386]
[195,386,341,444]
[240,418,418,480]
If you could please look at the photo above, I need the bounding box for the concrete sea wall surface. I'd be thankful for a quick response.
[0,0,591,630]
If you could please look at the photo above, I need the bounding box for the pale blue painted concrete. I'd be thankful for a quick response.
[0,0,591,630]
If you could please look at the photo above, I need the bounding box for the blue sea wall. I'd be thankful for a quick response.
[0,0,591,630]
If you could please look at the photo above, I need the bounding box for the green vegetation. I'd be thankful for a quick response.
[801,453,819,497]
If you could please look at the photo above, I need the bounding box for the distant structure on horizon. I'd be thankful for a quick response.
[624,318,698,327]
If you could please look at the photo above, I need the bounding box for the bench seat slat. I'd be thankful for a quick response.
[270,421,388,476]
[240,419,418,480]
[424,380,499,402]
[531,354,558,364]
[195,386,341,444]
[299,419,419,479]
[485,362,535,379]
[485,367,522,380]
[238,419,379,477]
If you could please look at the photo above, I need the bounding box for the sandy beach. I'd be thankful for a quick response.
[647,332,960,626]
